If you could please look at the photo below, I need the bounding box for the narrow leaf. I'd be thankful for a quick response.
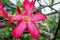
[51,0,54,4]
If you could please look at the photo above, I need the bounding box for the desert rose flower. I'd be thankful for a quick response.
[8,0,47,39]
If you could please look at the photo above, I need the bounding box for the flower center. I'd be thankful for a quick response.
[23,16,30,23]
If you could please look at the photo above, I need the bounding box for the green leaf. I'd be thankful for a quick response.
[51,0,54,4]
[2,0,11,5]
[11,8,16,15]
[2,0,7,5]
[17,0,22,7]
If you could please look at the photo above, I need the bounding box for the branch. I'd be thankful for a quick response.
[49,6,60,13]
[37,0,42,6]
[46,11,58,15]
[40,2,60,9]
[37,1,60,15]
[37,1,60,13]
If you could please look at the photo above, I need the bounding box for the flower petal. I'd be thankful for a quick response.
[8,14,22,25]
[31,14,47,22]
[12,21,26,38]
[0,1,2,8]
[0,2,9,18]
[16,6,22,14]
[30,0,35,8]
[23,0,35,16]
[27,22,39,38]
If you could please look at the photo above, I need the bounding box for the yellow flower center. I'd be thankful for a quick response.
[23,16,30,23]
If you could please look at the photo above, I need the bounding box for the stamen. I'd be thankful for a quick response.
[23,16,30,22]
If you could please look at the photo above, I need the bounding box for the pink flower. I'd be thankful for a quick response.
[0,1,9,18]
[8,0,47,39]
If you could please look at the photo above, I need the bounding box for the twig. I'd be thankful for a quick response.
[37,0,42,6]
[42,2,60,8]
[46,11,58,15]
[38,2,60,10]
[49,6,60,13]
[37,1,60,15]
